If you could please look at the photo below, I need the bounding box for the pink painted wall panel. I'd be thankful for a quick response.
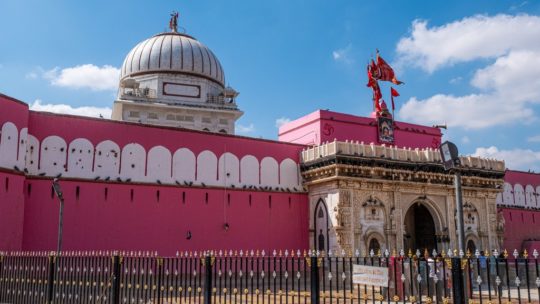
[0,94,29,131]
[22,179,309,255]
[504,170,540,187]
[500,208,540,251]
[28,111,304,164]
[0,171,25,250]
[279,110,442,149]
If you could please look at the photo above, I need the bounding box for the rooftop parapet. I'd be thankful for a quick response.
[301,140,505,172]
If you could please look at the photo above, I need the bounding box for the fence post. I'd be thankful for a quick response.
[310,255,320,304]
[47,253,56,304]
[204,254,212,304]
[157,257,163,304]
[451,257,465,304]
[112,254,122,304]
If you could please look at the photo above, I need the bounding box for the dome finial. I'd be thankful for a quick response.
[169,11,179,33]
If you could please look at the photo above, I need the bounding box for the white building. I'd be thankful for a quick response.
[112,30,243,134]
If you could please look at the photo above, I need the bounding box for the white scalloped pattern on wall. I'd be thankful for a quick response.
[0,122,18,169]
[0,121,303,189]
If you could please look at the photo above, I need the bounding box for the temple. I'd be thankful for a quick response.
[0,16,539,255]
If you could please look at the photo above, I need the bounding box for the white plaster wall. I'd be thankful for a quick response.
[218,152,240,187]
[120,143,146,182]
[240,155,259,185]
[25,134,40,174]
[260,157,279,188]
[279,158,299,188]
[537,186,540,208]
[17,128,28,168]
[514,184,525,207]
[147,146,172,183]
[39,135,67,176]
[496,193,503,205]
[66,138,94,178]
[196,150,218,186]
[172,148,196,183]
[503,182,514,205]
[94,140,121,179]
[0,122,18,169]
[525,185,536,208]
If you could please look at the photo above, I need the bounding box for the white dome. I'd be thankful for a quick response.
[120,32,225,86]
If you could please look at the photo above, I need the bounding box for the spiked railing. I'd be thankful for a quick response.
[0,248,539,304]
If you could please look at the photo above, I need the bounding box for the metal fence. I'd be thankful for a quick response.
[1,249,539,304]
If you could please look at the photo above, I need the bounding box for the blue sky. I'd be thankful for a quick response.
[1,0,540,171]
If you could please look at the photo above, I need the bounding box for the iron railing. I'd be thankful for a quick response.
[0,249,539,304]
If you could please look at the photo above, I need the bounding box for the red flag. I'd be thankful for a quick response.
[375,52,404,85]
[390,87,399,111]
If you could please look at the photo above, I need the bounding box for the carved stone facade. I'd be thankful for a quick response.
[302,141,505,254]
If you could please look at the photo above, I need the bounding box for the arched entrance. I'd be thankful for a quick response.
[404,203,437,253]
[313,198,329,252]
[368,238,381,254]
[466,239,476,254]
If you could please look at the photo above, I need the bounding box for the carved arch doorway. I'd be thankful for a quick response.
[404,203,437,253]
[313,198,329,252]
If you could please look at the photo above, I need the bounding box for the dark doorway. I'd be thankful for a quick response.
[466,239,476,254]
[404,203,437,253]
[368,238,381,254]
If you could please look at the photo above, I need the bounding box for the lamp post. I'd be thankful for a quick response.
[439,141,465,253]
[52,178,65,254]
[440,141,467,304]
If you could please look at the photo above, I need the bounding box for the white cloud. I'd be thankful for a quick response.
[473,146,540,171]
[44,64,120,91]
[528,135,540,142]
[275,117,291,129]
[461,136,470,144]
[236,123,255,134]
[396,14,540,73]
[30,99,112,118]
[399,93,535,129]
[397,15,540,129]
[332,44,354,64]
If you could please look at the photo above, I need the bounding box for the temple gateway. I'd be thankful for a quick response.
[300,140,505,254]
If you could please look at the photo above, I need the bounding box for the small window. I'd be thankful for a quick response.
[166,114,175,121]
[219,118,228,125]
[219,129,227,134]
[202,117,212,124]
[148,113,159,120]
[128,111,140,118]
[184,116,194,122]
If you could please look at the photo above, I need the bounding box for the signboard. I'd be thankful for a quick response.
[377,116,394,144]
[352,264,389,287]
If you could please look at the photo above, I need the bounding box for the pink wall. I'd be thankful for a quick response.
[22,178,309,255]
[500,209,540,251]
[0,94,28,251]
[0,94,29,131]
[28,111,303,163]
[499,170,540,251]
[504,170,540,186]
[0,171,26,250]
[279,110,442,149]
